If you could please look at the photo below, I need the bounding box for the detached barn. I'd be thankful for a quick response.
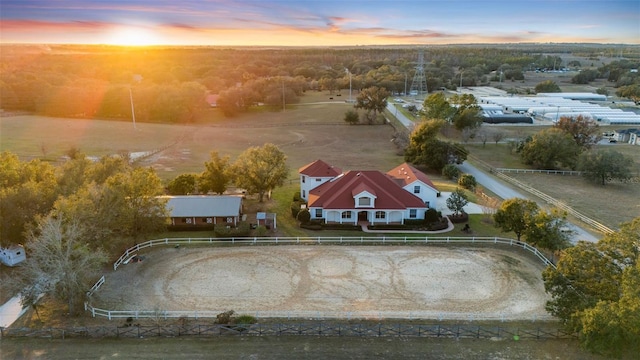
[161,195,244,230]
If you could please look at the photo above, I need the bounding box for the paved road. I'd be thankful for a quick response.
[386,103,414,129]
[458,162,599,243]
[386,99,600,243]
[457,162,526,200]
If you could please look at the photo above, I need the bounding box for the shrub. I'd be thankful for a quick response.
[424,208,440,223]
[442,164,460,180]
[215,310,235,324]
[234,314,257,325]
[296,209,311,224]
[214,222,250,237]
[427,217,450,231]
[404,219,425,226]
[255,225,268,237]
[300,223,323,230]
[293,191,302,202]
[448,212,469,224]
[458,174,477,191]
[290,201,306,218]
[321,223,361,230]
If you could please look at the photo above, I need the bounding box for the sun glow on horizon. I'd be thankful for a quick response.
[106,26,162,46]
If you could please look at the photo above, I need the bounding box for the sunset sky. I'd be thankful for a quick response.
[1,0,638,46]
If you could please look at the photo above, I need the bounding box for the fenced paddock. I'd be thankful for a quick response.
[87,237,555,322]
[0,322,577,340]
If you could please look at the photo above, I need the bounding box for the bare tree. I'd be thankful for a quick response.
[461,127,476,143]
[492,131,505,144]
[477,129,488,147]
[13,215,107,315]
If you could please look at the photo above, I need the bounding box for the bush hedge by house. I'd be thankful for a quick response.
[290,201,306,218]
[424,208,441,223]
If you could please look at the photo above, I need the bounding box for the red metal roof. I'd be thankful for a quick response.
[308,170,426,210]
[298,159,342,177]
[387,163,437,189]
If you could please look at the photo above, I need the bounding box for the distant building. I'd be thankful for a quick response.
[613,128,640,145]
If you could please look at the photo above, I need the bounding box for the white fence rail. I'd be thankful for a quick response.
[495,168,582,176]
[84,307,555,322]
[468,155,615,235]
[113,236,555,271]
[493,171,615,234]
[85,236,556,321]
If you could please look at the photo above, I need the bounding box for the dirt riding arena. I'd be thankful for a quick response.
[94,245,551,320]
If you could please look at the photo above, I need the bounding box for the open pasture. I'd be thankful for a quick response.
[0,97,402,180]
[93,245,550,321]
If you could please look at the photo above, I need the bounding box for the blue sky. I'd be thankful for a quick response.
[1,0,638,45]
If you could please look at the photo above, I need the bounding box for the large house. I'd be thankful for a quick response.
[299,160,439,225]
[613,128,640,145]
[161,195,243,229]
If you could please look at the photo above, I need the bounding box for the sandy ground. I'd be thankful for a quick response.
[93,245,551,320]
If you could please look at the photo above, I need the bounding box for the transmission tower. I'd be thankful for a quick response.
[410,51,428,97]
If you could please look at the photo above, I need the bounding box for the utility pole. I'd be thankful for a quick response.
[282,79,285,112]
[345,68,352,103]
[129,87,137,130]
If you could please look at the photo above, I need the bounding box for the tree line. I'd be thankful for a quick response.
[1,143,289,315]
[2,44,638,120]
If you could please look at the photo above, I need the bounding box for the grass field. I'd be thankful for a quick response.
[465,142,640,229]
[1,92,402,181]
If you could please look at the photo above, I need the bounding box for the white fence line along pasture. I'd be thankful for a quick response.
[492,171,615,235]
[112,236,556,271]
[495,168,582,176]
[86,236,556,322]
[468,155,614,235]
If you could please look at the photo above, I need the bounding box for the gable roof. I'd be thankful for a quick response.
[308,170,426,210]
[299,159,342,177]
[616,128,640,135]
[160,195,242,217]
[387,163,437,190]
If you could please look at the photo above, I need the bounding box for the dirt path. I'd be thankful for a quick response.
[94,245,550,320]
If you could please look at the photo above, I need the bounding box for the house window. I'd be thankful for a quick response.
[413,185,420,194]
[205,218,213,223]
[358,197,371,206]
[185,218,193,224]
[316,178,322,182]
[226,217,233,223]
[302,190,306,198]
[341,211,352,219]
[409,209,417,218]
[315,209,323,218]
[375,211,386,219]
[302,176,306,183]
[425,201,430,208]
